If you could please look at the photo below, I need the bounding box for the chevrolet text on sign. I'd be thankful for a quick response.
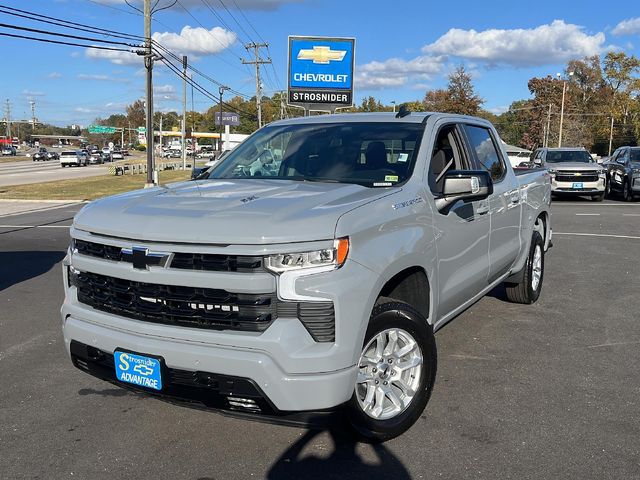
[288,36,355,110]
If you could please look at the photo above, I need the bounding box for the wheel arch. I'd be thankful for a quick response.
[377,266,431,325]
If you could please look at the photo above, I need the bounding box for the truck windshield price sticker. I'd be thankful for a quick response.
[114,351,162,391]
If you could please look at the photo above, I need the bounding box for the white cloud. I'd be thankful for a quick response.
[85,25,235,65]
[78,74,109,80]
[75,107,95,113]
[356,55,445,90]
[153,84,175,94]
[152,26,236,58]
[22,89,46,97]
[612,17,640,36]
[86,47,141,66]
[424,20,609,67]
[46,72,62,79]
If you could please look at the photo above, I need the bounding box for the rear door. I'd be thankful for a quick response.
[463,124,522,283]
[428,121,491,319]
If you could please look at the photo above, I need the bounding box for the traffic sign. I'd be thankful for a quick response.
[215,112,240,126]
[88,125,117,134]
[288,36,355,111]
[137,127,146,133]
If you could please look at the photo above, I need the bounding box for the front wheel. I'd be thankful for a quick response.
[592,192,605,202]
[347,299,437,443]
[505,231,544,304]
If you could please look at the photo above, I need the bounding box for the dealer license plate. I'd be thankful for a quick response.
[572,182,584,189]
[114,350,163,391]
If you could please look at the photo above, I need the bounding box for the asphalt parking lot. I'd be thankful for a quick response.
[1,199,638,479]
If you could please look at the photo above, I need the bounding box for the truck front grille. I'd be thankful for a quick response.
[555,171,599,182]
[74,239,263,272]
[73,271,276,332]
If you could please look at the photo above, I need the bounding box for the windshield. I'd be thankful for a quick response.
[546,150,593,163]
[206,122,424,187]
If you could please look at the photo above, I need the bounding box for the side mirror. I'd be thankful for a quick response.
[435,170,493,212]
[533,158,542,166]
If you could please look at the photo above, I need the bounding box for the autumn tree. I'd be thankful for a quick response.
[424,65,484,115]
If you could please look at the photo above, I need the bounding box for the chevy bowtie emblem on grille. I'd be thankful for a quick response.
[297,46,346,64]
[575,172,582,176]
[121,246,171,270]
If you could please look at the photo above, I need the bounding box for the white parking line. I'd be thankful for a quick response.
[575,213,600,216]
[554,232,640,240]
[622,214,640,216]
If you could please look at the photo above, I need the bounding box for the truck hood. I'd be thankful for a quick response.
[546,163,601,170]
[74,179,397,244]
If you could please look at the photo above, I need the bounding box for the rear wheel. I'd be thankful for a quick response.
[592,193,605,202]
[505,230,545,304]
[348,298,437,443]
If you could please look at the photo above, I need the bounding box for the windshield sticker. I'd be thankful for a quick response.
[397,153,409,163]
[392,196,423,210]
[384,175,399,182]
[373,182,393,187]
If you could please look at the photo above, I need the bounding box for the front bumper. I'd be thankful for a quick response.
[551,177,605,195]
[61,246,377,412]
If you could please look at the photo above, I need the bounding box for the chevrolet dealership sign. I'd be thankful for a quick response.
[288,36,355,110]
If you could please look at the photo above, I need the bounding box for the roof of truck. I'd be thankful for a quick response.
[268,111,494,127]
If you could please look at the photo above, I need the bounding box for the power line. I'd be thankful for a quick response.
[0,4,144,41]
[0,31,136,52]
[0,22,139,47]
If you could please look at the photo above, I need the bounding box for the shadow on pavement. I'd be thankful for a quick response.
[267,425,411,480]
[0,250,66,291]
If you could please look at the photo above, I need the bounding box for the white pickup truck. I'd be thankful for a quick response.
[62,112,552,441]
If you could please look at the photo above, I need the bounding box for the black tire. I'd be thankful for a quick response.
[347,298,437,443]
[623,179,634,202]
[505,231,544,304]
[605,177,611,197]
[592,193,605,202]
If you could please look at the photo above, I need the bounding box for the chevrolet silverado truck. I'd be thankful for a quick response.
[531,147,606,201]
[62,112,552,442]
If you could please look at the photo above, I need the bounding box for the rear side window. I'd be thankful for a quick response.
[463,125,506,181]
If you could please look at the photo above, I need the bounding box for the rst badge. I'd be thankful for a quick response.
[288,36,355,110]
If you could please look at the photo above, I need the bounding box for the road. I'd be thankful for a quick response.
[0,158,111,187]
[0,199,639,479]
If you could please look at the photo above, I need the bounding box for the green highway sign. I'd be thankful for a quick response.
[88,125,117,134]
[137,127,146,132]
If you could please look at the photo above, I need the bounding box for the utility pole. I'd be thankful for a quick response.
[608,116,615,156]
[143,0,155,186]
[545,104,552,148]
[280,91,285,120]
[5,99,11,138]
[242,42,271,129]
[181,55,187,171]
[558,80,566,148]
[30,100,36,131]
[218,85,229,152]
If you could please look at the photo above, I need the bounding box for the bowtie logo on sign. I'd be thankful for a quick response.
[297,46,347,64]
[288,36,355,111]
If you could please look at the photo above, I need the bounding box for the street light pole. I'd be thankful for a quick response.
[218,85,229,152]
[391,101,396,113]
[557,71,573,148]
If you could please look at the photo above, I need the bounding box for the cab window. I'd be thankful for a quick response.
[428,124,469,194]
[463,125,506,182]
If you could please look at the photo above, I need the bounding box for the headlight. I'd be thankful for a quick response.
[598,170,606,177]
[265,238,349,273]
[547,168,556,174]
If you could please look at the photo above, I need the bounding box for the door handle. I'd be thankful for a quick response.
[510,193,520,204]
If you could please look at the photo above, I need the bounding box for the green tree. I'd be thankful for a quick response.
[423,65,484,115]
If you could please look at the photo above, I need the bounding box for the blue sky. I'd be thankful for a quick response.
[2,0,640,127]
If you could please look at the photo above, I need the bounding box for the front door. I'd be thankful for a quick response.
[428,122,491,320]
